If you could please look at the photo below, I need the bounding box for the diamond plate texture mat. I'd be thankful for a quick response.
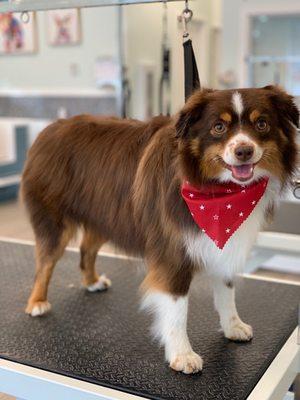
[0,240,299,400]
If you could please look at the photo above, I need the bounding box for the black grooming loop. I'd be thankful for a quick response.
[180,0,201,101]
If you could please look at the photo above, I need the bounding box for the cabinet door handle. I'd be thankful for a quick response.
[292,179,300,199]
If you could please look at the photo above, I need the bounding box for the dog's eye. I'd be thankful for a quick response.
[212,121,227,137]
[255,118,268,132]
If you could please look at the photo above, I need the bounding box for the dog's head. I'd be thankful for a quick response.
[176,86,299,186]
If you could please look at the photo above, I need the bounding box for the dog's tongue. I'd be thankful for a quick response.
[231,164,254,181]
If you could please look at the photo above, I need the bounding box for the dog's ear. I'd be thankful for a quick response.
[263,85,299,128]
[175,89,214,139]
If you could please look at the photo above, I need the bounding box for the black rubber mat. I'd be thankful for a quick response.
[0,241,299,400]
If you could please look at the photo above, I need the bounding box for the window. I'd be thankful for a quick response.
[248,14,300,95]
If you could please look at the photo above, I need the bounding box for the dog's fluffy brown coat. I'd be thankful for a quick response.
[21,86,299,373]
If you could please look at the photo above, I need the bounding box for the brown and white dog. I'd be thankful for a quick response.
[21,85,299,374]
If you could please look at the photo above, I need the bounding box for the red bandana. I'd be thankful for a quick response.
[181,178,269,249]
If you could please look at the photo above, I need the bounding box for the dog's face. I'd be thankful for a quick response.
[176,86,299,186]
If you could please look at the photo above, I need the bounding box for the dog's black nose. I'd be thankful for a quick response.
[234,145,254,162]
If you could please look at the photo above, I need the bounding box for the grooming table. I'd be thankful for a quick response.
[0,239,298,400]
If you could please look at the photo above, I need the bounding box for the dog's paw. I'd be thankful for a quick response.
[25,300,51,317]
[86,274,111,292]
[170,351,203,374]
[224,318,253,342]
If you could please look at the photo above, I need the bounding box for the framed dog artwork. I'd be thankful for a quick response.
[0,12,37,55]
[47,8,81,46]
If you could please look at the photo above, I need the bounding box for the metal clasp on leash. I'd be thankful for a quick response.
[178,0,193,41]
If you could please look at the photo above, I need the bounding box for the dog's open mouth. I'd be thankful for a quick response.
[226,164,254,182]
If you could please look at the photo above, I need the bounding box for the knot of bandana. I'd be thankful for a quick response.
[181,178,269,249]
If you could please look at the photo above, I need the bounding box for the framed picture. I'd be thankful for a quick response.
[0,12,37,55]
[47,9,81,46]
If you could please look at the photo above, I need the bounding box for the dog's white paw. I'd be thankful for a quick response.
[224,318,253,342]
[87,274,111,292]
[25,301,51,317]
[170,351,203,374]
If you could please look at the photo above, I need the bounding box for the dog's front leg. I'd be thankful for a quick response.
[142,290,202,374]
[211,277,253,341]
[141,262,202,374]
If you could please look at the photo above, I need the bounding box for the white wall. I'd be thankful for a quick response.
[220,0,300,88]
[0,1,217,116]
[124,0,217,116]
[0,7,119,89]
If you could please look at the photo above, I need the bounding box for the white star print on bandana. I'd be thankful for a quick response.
[181,178,269,249]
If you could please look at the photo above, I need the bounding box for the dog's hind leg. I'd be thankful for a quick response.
[79,228,111,292]
[25,222,76,317]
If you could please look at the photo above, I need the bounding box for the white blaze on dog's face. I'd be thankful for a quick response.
[176,86,299,186]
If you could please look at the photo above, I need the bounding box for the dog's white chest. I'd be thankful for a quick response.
[183,184,275,279]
